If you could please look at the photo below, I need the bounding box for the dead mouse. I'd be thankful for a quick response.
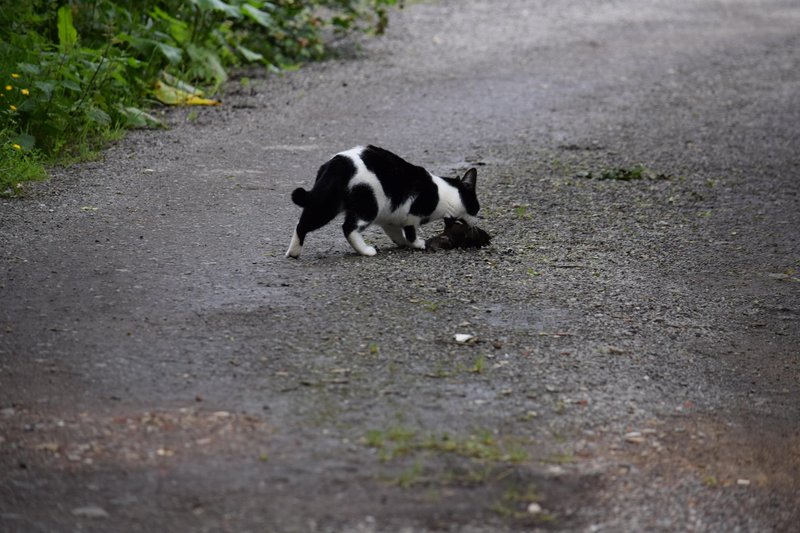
[425,218,491,251]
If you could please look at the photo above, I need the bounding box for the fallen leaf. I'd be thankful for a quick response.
[153,80,220,106]
[33,442,60,452]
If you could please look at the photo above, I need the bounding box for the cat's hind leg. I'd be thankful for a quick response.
[342,184,379,256]
[403,225,426,250]
[285,204,339,259]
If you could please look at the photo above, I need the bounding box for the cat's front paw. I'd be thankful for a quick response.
[409,238,426,250]
[361,246,378,257]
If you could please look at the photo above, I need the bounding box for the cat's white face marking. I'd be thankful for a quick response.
[431,175,467,220]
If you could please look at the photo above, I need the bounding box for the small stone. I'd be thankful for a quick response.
[454,333,475,343]
[72,505,109,518]
[527,502,542,515]
[625,431,645,444]
[737,478,751,486]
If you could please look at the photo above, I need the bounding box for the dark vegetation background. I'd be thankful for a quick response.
[0,0,398,195]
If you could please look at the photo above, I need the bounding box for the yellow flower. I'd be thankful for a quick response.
[12,143,21,150]
[11,73,20,79]
[9,104,16,111]
[4,85,11,91]
[21,88,29,95]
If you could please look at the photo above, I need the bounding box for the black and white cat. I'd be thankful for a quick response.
[285,145,480,258]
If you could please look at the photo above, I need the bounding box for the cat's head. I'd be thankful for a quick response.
[455,167,480,224]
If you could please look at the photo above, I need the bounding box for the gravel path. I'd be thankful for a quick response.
[1,1,798,531]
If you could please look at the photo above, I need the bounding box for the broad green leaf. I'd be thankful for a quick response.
[11,133,36,150]
[57,6,78,52]
[161,73,205,97]
[61,80,82,92]
[191,0,241,18]
[186,44,227,86]
[17,63,41,76]
[241,4,273,28]
[236,44,264,62]
[118,106,165,128]
[33,80,56,98]
[150,7,190,43]
[86,106,111,125]
[155,42,183,64]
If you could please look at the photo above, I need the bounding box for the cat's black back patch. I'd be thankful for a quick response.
[316,154,357,190]
[361,145,438,214]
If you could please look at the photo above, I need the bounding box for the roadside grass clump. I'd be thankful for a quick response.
[0,0,399,196]
[0,141,46,196]
[364,426,553,524]
[492,483,555,523]
[575,165,674,181]
[363,426,529,465]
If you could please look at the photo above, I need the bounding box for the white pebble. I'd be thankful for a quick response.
[72,505,109,518]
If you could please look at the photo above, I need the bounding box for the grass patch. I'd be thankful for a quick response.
[363,426,529,465]
[575,165,674,181]
[0,143,46,197]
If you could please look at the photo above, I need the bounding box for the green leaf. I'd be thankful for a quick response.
[190,0,241,18]
[241,4,273,28]
[118,106,165,129]
[11,133,36,150]
[17,63,41,76]
[57,6,78,52]
[186,44,227,86]
[61,80,82,92]
[155,42,183,64]
[236,44,264,62]
[161,73,205,97]
[86,106,111,125]
[34,80,56,98]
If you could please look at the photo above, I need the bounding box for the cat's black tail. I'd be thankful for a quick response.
[291,187,311,207]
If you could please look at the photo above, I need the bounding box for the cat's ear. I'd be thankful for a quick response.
[461,168,477,191]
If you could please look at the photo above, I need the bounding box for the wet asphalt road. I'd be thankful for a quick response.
[1,0,799,531]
